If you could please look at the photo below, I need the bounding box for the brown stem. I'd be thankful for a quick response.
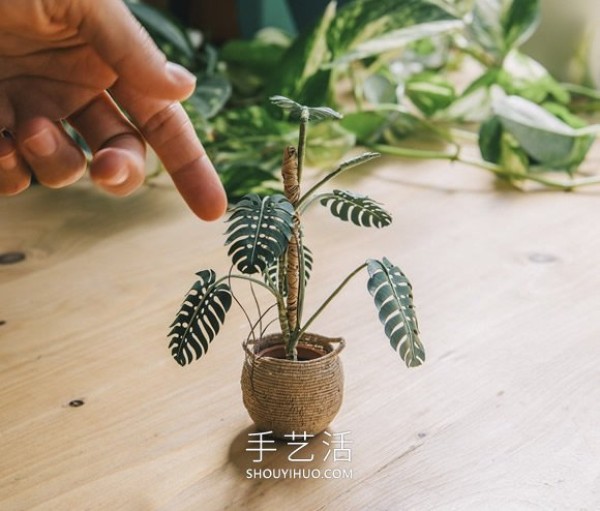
[276,254,290,343]
[282,146,301,359]
[282,146,300,204]
[286,226,300,336]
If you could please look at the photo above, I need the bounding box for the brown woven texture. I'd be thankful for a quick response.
[241,333,345,438]
[281,146,300,205]
[281,146,301,331]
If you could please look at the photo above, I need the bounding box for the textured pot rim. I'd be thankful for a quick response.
[243,332,345,364]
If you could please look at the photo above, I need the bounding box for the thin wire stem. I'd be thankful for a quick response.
[297,152,381,209]
[297,263,368,338]
[227,266,258,344]
[245,303,278,344]
[297,108,309,184]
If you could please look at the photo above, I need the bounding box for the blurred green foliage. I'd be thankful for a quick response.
[128,0,600,198]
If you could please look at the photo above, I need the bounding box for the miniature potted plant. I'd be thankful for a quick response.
[168,96,425,438]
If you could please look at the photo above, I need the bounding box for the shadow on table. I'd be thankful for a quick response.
[23,180,184,237]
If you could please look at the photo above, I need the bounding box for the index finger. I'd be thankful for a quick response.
[111,83,228,221]
[77,0,196,100]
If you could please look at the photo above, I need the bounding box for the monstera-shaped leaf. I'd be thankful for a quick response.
[367,258,424,367]
[169,270,233,366]
[225,194,295,274]
[320,190,392,228]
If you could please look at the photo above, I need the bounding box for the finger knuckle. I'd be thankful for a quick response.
[141,103,193,148]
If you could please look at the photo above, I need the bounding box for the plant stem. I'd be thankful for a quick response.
[224,272,290,343]
[281,144,302,360]
[449,127,479,142]
[460,157,600,190]
[297,107,309,184]
[373,144,600,191]
[220,274,282,299]
[249,281,263,341]
[371,143,459,161]
[296,152,381,210]
[227,267,258,343]
[562,82,600,101]
[451,35,498,68]
[245,304,278,344]
[179,271,281,354]
[297,263,368,339]
[296,230,306,329]
[275,255,291,343]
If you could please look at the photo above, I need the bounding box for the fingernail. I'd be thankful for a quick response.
[166,62,196,86]
[95,166,128,186]
[24,129,57,157]
[0,152,17,170]
[108,167,129,185]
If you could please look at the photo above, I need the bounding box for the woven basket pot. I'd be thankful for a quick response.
[241,332,345,439]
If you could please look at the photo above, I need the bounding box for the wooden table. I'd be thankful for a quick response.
[2,156,600,510]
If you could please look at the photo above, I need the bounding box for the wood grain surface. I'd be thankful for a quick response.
[1,156,599,511]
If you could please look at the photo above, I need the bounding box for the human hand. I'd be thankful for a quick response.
[0,0,227,220]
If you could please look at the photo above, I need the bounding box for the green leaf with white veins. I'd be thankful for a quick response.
[327,0,458,60]
[125,0,196,65]
[329,18,463,66]
[367,258,424,367]
[320,190,392,228]
[364,74,400,105]
[440,72,502,122]
[169,270,233,366]
[493,95,598,170]
[267,2,337,105]
[186,75,232,120]
[498,50,569,104]
[270,0,458,103]
[225,194,295,274]
[406,72,456,116]
[467,0,540,62]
